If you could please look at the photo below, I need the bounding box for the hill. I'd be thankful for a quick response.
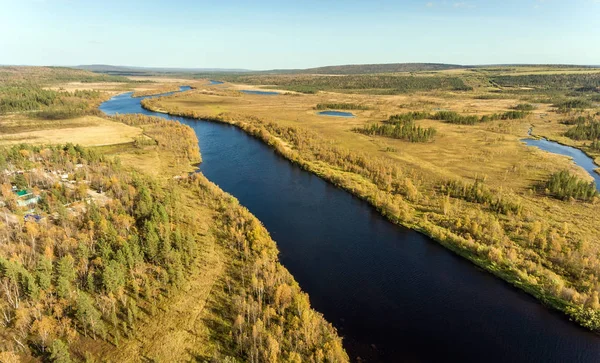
[283,62,469,75]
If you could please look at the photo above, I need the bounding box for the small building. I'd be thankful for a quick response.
[15,190,41,211]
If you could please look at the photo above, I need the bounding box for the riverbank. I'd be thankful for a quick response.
[0,67,348,361]
[142,92,600,336]
[528,128,600,179]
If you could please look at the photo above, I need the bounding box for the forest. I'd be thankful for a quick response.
[212,74,473,94]
[491,73,600,90]
[0,85,104,119]
[0,140,346,362]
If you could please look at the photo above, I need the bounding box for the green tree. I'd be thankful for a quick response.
[49,339,72,363]
[56,255,76,299]
[36,256,53,291]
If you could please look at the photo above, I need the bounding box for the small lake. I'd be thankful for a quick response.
[209,80,224,85]
[318,110,355,117]
[240,89,279,95]
[100,87,600,362]
[523,137,600,190]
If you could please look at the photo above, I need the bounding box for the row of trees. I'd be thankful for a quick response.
[315,103,370,110]
[431,110,529,124]
[354,119,437,142]
[565,121,600,140]
[383,110,530,126]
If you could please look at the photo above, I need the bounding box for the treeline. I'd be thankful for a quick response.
[432,110,529,124]
[0,85,102,118]
[565,121,600,140]
[218,74,473,94]
[544,171,597,201]
[491,73,600,90]
[383,110,529,126]
[316,103,370,110]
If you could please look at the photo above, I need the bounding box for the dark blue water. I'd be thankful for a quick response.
[524,138,600,190]
[240,89,279,95]
[100,87,600,363]
[318,110,355,117]
[209,80,224,85]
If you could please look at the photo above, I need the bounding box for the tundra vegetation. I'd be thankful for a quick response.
[143,65,600,333]
[0,67,347,362]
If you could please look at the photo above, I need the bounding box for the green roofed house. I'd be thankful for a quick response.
[15,190,41,211]
[16,189,28,197]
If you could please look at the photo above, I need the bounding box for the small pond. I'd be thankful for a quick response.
[318,110,355,117]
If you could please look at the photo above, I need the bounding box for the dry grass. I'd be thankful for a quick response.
[157,84,592,188]
[0,115,143,146]
[152,79,600,264]
[45,82,133,94]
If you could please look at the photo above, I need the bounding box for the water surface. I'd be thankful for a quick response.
[209,80,224,85]
[240,89,279,95]
[100,88,600,362]
[524,137,600,190]
[318,110,355,117]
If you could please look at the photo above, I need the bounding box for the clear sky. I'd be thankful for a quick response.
[1,0,599,70]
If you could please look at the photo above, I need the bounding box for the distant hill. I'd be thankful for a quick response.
[279,63,470,75]
[73,63,600,77]
[74,64,251,76]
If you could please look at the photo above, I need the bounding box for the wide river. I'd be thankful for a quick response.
[100,87,600,362]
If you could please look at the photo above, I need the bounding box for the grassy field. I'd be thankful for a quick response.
[0,115,144,146]
[144,66,600,333]
[149,78,593,189]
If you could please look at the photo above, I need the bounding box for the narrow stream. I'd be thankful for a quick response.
[100,88,600,362]
[524,136,600,189]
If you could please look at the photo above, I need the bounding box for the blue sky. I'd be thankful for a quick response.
[1,0,599,69]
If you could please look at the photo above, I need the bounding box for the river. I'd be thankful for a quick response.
[100,87,600,362]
